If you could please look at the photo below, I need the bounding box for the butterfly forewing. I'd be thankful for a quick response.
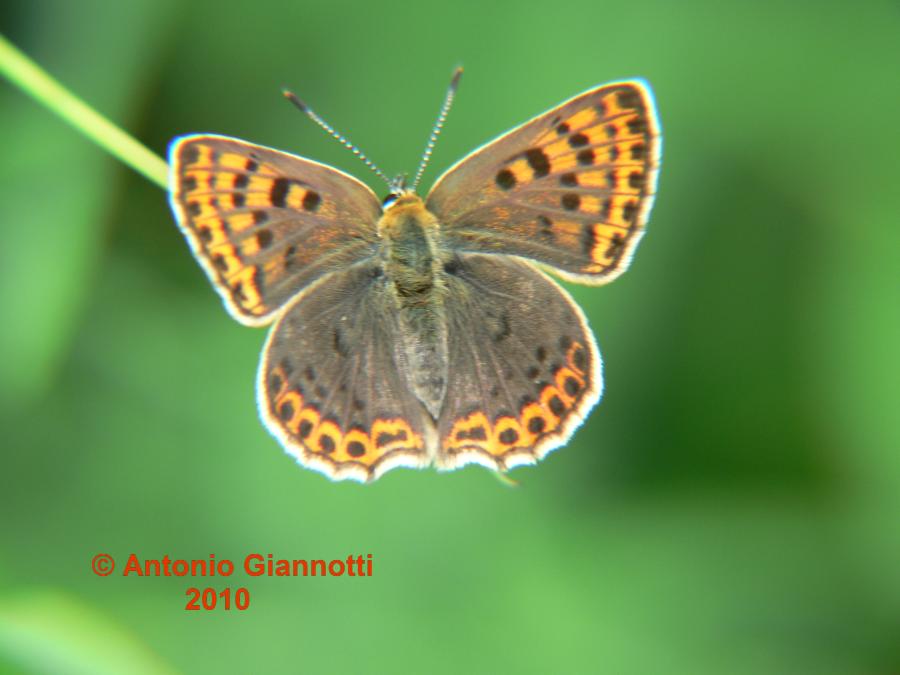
[426,80,661,284]
[169,135,382,325]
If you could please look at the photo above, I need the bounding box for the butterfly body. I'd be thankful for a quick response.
[168,79,661,482]
[378,194,449,419]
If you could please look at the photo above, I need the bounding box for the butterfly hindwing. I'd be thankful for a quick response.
[169,135,382,325]
[426,80,661,284]
[258,263,433,482]
[436,253,601,472]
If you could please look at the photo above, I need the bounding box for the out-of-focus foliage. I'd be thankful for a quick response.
[1,1,898,673]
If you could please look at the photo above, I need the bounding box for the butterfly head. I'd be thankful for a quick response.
[382,173,415,209]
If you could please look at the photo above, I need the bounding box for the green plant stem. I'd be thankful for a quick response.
[0,32,168,190]
[492,471,519,488]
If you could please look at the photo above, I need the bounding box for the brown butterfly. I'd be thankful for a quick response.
[168,71,661,482]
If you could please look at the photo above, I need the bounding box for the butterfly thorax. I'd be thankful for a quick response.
[377,194,449,420]
[378,195,443,302]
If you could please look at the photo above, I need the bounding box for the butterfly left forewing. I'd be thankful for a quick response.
[427,80,661,284]
[169,135,382,325]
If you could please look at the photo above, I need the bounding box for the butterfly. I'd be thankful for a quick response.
[167,72,661,482]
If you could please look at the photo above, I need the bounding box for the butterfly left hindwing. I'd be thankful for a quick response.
[258,262,433,482]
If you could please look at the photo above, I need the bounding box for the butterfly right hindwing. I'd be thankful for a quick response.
[436,254,601,472]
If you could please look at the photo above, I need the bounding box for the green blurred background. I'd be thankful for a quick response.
[2,1,899,673]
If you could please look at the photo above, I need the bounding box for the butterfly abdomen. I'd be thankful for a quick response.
[377,195,449,419]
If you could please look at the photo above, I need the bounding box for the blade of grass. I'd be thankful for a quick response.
[0,32,168,190]
[492,471,519,488]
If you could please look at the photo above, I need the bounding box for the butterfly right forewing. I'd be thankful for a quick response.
[426,81,661,285]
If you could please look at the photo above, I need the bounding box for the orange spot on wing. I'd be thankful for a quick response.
[609,196,639,228]
[240,236,261,257]
[578,170,613,188]
[565,107,597,131]
[187,195,217,219]
[228,213,256,232]
[215,172,238,191]
[522,401,558,438]
[297,407,321,439]
[194,218,228,247]
[217,194,236,211]
[186,145,214,169]
[600,91,634,116]
[590,226,618,264]
[248,176,274,193]
[540,385,568,421]
[246,193,273,208]
[567,342,588,376]
[217,153,248,170]
[579,195,602,215]
[286,184,306,210]
[445,412,491,453]
[550,153,576,172]
[207,243,242,276]
[275,391,303,433]
[228,265,262,310]
[491,416,527,455]
[554,366,585,407]
[506,159,532,186]
[269,366,289,399]
[372,418,423,452]
[337,428,372,463]
[543,139,571,160]
[311,420,341,456]
[184,169,212,194]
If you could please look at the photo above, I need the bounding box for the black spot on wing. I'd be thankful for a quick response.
[581,223,596,255]
[496,169,516,190]
[568,133,589,148]
[617,88,641,109]
[270,178,289,208]
[256,229,273,248]
[498,428,519,444]
[303,191,321,211]
[524,149,551,178]
[561,193,580,211]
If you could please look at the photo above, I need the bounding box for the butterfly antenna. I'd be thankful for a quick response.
[283,89,392,189]
[411,67,463,192]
